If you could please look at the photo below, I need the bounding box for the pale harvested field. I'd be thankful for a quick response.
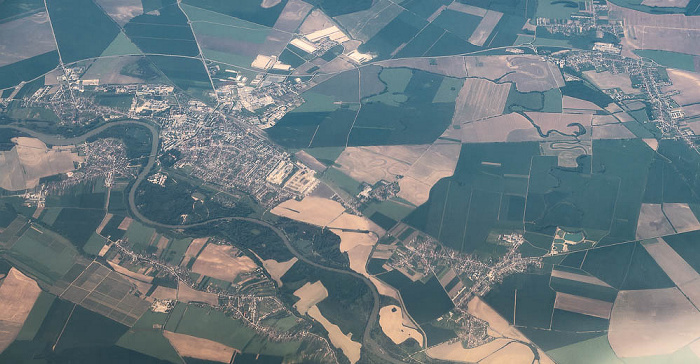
[481,342,535,364]
[96,213,113,235]
[177,281,218,306]
[369,276,401,301]
[261,0,282,8]
[642,238,699,286]
[308,305,362,364]
[562,96,602,111]
[609,288,700,357]
[334,0,402,42]
[191,244,257,283]
[427,339,527,363]
[636,203,675,239]
[182,237,208,263]
[295,150,326,172]
[427,5,447,21]
[150,286,177,300]
[328,211,384,235]
[610,112,635,125]
[453,78,510,123]
[643,138,659,151]
[334,145,427,185]
[82,56,144,84]
[687,121,700,135]
[447,2,487,16]
[439,269,457,287]
[641,0,689,7]
[678,279,700,313]
[666,70,700,105]
[155,236,169,255]
[398,140,461,205]
[448,281,465,298]
[467,297,529,342]
[0,268,42,353]
[642,238,700,309]
[344,239,374,277]
[315,56,355,75]
[468,10,502,47]
[270,0,312,33]
[370,244,396,259]
[551,269,612,287]
[293,281,328,315]
[592,124,636,139]
[299,9,334,35]
[121,275,152,296]
[271,197,346,227]
[466,296,555,364]
[118,216,133,230]
[583,70,638,94]
[0,137,82,191]
[690,340,700,359]
[335,229,375,256]
[525,112,592,136]
[554,292,613,319]
[611,2,700,56]
[379,305,423,345]
[95,0,143,26]
[164,331,235,363]
[262,257,297,286]
[664,203,700,233]
[375,56,468,78]
[461,113,535,143]
[0,12,55,67]
[108,261,154,283]
[273,196,383,234]
[682,103,700,119]
[465,55,564,92]
[541,141,591,168]
[593,114,627,127]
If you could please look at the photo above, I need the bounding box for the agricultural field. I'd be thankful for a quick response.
[3,0,700,362]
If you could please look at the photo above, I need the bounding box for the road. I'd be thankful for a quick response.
[3,120,402,363]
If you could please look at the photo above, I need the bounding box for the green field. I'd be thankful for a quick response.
[376,270,454,324]
[171,304,257,349]
[405,142,540,254]
[535,0,581,20]
[40,207,62,226]
[358,11,427,60]
[270,67,465,148]
[633,50,697,72]
[580,242,635,289]
[124,3,199,57]
[620,242,674,290]
[181,0,288,27]
[46,0,120,63]
[100,32,142,57]
[8,224,79,283]
[51,208,106,250]
[16,292,56,341]
[432,9,482,41]
[162,238,192,265]
[117,330,181,363]
[123,221,157,252]
[484,272,556,329]
[0,50,59,90]
[83,232,108,256]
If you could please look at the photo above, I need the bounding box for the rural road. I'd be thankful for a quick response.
[2,120,403,363]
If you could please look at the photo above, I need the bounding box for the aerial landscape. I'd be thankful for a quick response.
[1,0,700,363]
